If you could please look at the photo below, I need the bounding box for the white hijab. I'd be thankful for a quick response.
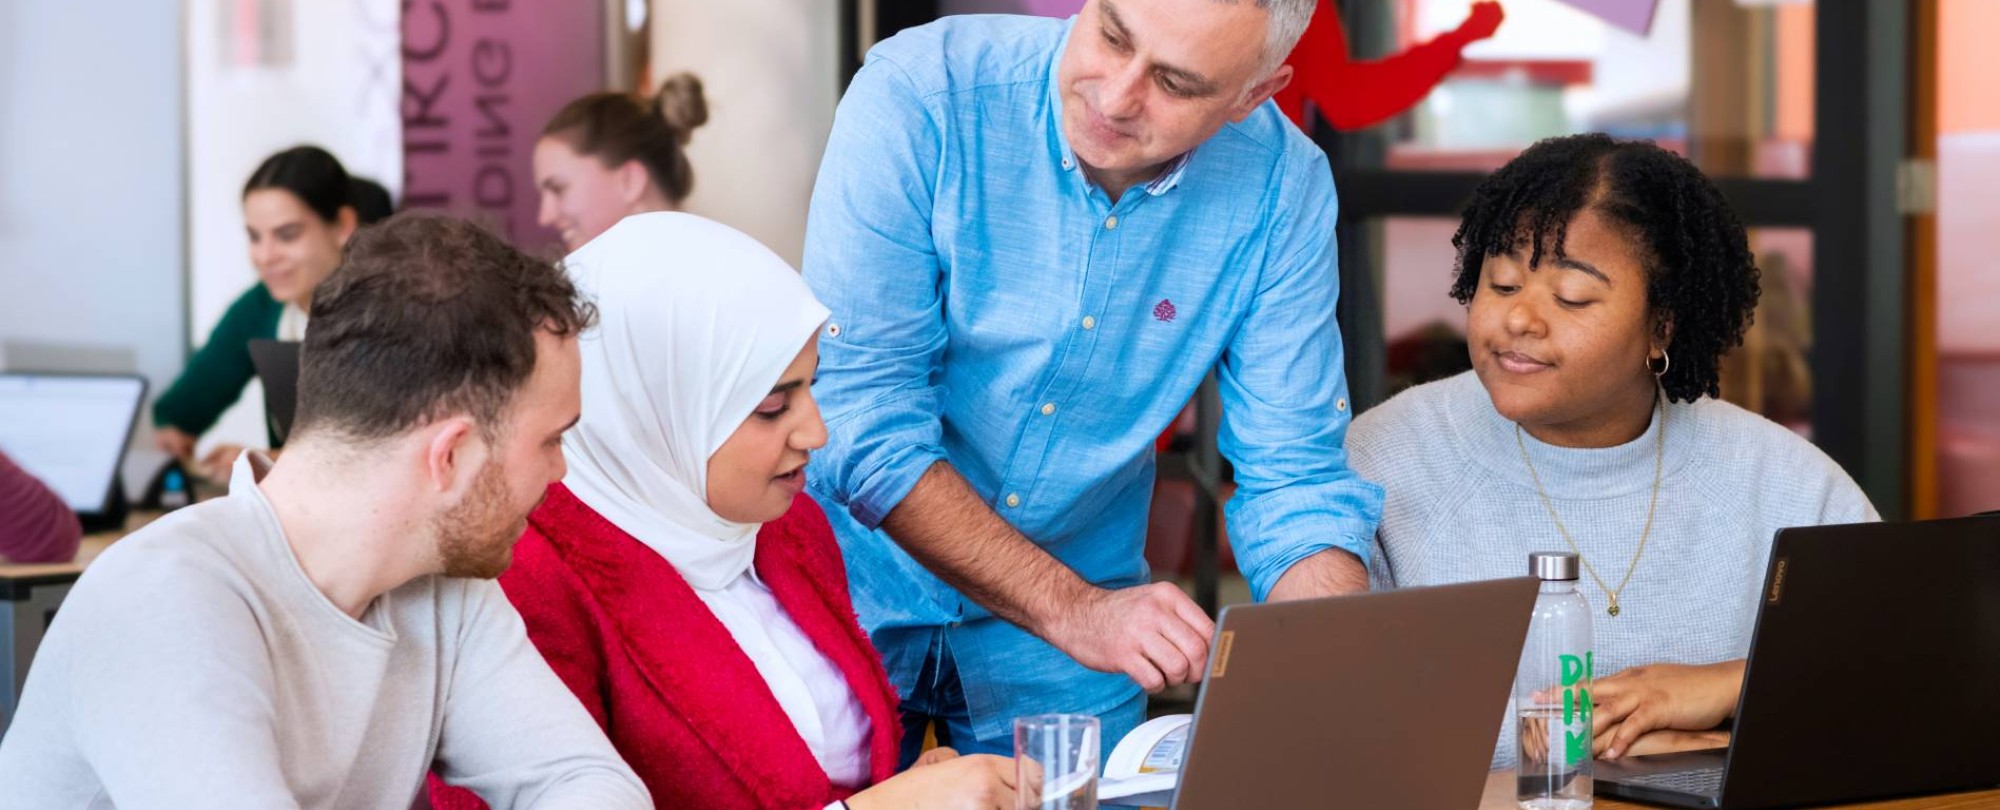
[560,212,829,591]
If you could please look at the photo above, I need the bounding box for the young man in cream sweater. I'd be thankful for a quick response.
[0,214,649,809]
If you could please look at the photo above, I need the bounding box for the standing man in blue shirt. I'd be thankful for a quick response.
[804,0,1384,762]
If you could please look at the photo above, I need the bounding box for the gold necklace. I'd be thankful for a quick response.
[1513,392,1666,618]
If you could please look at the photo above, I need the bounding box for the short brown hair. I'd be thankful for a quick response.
[543,72,707,204]
[293,213,596,442]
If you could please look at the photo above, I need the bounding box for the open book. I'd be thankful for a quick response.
[1099,714,1192,805]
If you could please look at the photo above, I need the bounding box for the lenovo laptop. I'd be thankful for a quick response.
[1598,516,2000,808]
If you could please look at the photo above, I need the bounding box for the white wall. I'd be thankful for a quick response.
[1939,132,2000,354]
[1572,0,1691,128]
[184,0,402,457]
[0,0,185,495]
[1413,0,1691,128]
[649,0,841,267]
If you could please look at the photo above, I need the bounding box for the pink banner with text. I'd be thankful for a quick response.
[402,0,605,250]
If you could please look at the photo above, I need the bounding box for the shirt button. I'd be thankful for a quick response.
[1005,493,1021,508]
[1041,403,1057,416]
[1105,215,1119,230]
[1062,157,1074,170]
[1081,316,1096,330]
[826,323,842,338]
[1336,397,1348,412]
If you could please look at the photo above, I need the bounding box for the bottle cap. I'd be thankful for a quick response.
[1530,551,1580,582]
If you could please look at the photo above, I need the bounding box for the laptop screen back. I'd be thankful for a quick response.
[0,373,147,514]
[1173,578,1540,809]
[1717,517,2000,807]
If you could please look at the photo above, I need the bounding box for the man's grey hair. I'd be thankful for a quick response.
[1228,0,1316,74]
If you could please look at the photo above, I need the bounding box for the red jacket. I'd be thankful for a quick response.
[430,484,902,809]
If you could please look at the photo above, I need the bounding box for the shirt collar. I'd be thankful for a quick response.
[1142,151,1194,196]
[1046,17,1194,198]
[229,449,277,495]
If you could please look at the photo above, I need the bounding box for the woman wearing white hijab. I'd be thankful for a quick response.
[427,213,1015,810]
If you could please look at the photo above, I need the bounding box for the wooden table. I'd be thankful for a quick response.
[0,513,155,733]
[0,533,125,578]
[1479,771,2000,808]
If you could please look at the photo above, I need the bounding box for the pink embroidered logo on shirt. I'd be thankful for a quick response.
[1153,299,1178,322]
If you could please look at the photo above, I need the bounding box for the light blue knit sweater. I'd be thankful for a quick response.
[1347,371,1877,767]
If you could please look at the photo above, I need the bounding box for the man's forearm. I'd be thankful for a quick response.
[880,461,1088,635]
[1265,547,1369,602]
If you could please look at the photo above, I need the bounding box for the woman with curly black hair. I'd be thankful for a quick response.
[1347,134,1875,767]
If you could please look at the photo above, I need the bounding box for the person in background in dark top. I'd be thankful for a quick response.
[0,450,82,563]
[152,146,359,481]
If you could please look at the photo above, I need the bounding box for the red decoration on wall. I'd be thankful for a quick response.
[1275,0,1506,132]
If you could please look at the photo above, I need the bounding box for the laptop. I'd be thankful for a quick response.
[0,372,148,533]
[1597,516,2000,808]
[247,339,301,445]
[1106,577,1540,809]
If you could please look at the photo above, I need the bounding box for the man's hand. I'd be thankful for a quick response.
[882,463,1215,692]
[846,748,1017,810]
[1265,548,1369,602]
[1584,660,1744,759]
[1045,582,1214,692]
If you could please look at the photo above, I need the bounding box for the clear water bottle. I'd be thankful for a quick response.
[1517,552,1594,809]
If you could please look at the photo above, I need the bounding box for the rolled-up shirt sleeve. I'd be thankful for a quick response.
[802,54,952,530]
[1216,150,1385,601]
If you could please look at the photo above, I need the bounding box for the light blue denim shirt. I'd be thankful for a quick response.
[803,14,1384,742]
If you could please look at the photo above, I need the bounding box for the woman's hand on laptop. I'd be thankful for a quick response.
[1616,728,1732,759]
[1586,659,1746,759]
[844,747,1018,810]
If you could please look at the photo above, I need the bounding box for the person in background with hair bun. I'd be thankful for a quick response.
[533,72,709,252]
[153,145,359,480]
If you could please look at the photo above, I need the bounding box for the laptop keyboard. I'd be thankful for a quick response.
[1623,766,1724,795]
